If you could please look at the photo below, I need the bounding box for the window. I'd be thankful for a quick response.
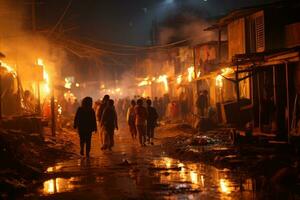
[254,11,265,52]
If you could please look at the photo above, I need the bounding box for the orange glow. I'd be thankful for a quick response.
[219,178,231,194]
[176,75,182,84]
[215,67,234,88]
[215,75,223,88]
[157,75,168,92]
[37,58,51,98]
[64,78,72,89]
[0,60,17,78]
[37,58,44,66]
[187,66,195,82]
[138,80,151,87]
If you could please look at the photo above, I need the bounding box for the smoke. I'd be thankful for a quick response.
[158,12,216,45]
[0,0,68,91]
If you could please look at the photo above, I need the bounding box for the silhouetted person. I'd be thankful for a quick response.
[196,90,208,117]
[101,99,118,150]
[153,97,159,109]
[146,99,158,145]
[134,98,148,146]
[97,95,110,145]
[127,100,137,140]
[97,95,110,122]
[74,97,97,158]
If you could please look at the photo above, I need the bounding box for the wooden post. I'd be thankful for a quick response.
[285,62,290,143]
[257,72,261,131]
[235,65,241,105]
[273,66,277,106]
[218,29,222,63]
[235,65,241,127]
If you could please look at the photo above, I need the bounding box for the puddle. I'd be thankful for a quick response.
[151,157,254,199]
[42,178,77,194]
[39,155,256,199]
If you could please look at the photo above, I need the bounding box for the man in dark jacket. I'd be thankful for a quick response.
[146,99,158,145]
[101,99,118,150]
[74,97,97,158]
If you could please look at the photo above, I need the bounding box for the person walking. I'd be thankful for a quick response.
[134,98,148,147]
[146,99,158,145]
[127,100,137,140]
[74,97,97,158]
[97,95,110,146]
[101,99,118,151]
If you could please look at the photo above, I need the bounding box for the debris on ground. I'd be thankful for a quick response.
[160,124,300,187]
[0,128,76,198]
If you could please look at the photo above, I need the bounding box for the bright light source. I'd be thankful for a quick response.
[37,58,44,66]
[187,66,195,82]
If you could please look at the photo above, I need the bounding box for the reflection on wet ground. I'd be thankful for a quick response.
[36,126,257,200]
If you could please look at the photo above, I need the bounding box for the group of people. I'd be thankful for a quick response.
[73,94,159,158]
[126,98,158,146]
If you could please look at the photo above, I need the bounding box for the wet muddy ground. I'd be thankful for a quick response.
[24,124,293,200]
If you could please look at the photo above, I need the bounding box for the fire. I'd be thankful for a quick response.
[138,80,150,87]
[64,78,72,89]
[187,66,195,82]
[38,58,51,97]
[138,77,152,87]
[219,178,231,194]
[215,75,223,88]
[197,71,201,78]
[157,75,168,92]
[0,60,17,78]
[37,58,44,66]
[215,67,234,88]
[221,67,234,75]
[177,75,182,84]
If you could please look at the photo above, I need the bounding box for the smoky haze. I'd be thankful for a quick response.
[0,0,69,92]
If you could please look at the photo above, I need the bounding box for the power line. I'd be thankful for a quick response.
[48,0,73,36]
[81,36,190,51]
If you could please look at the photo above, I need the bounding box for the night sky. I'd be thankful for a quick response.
[36,0,279,46]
